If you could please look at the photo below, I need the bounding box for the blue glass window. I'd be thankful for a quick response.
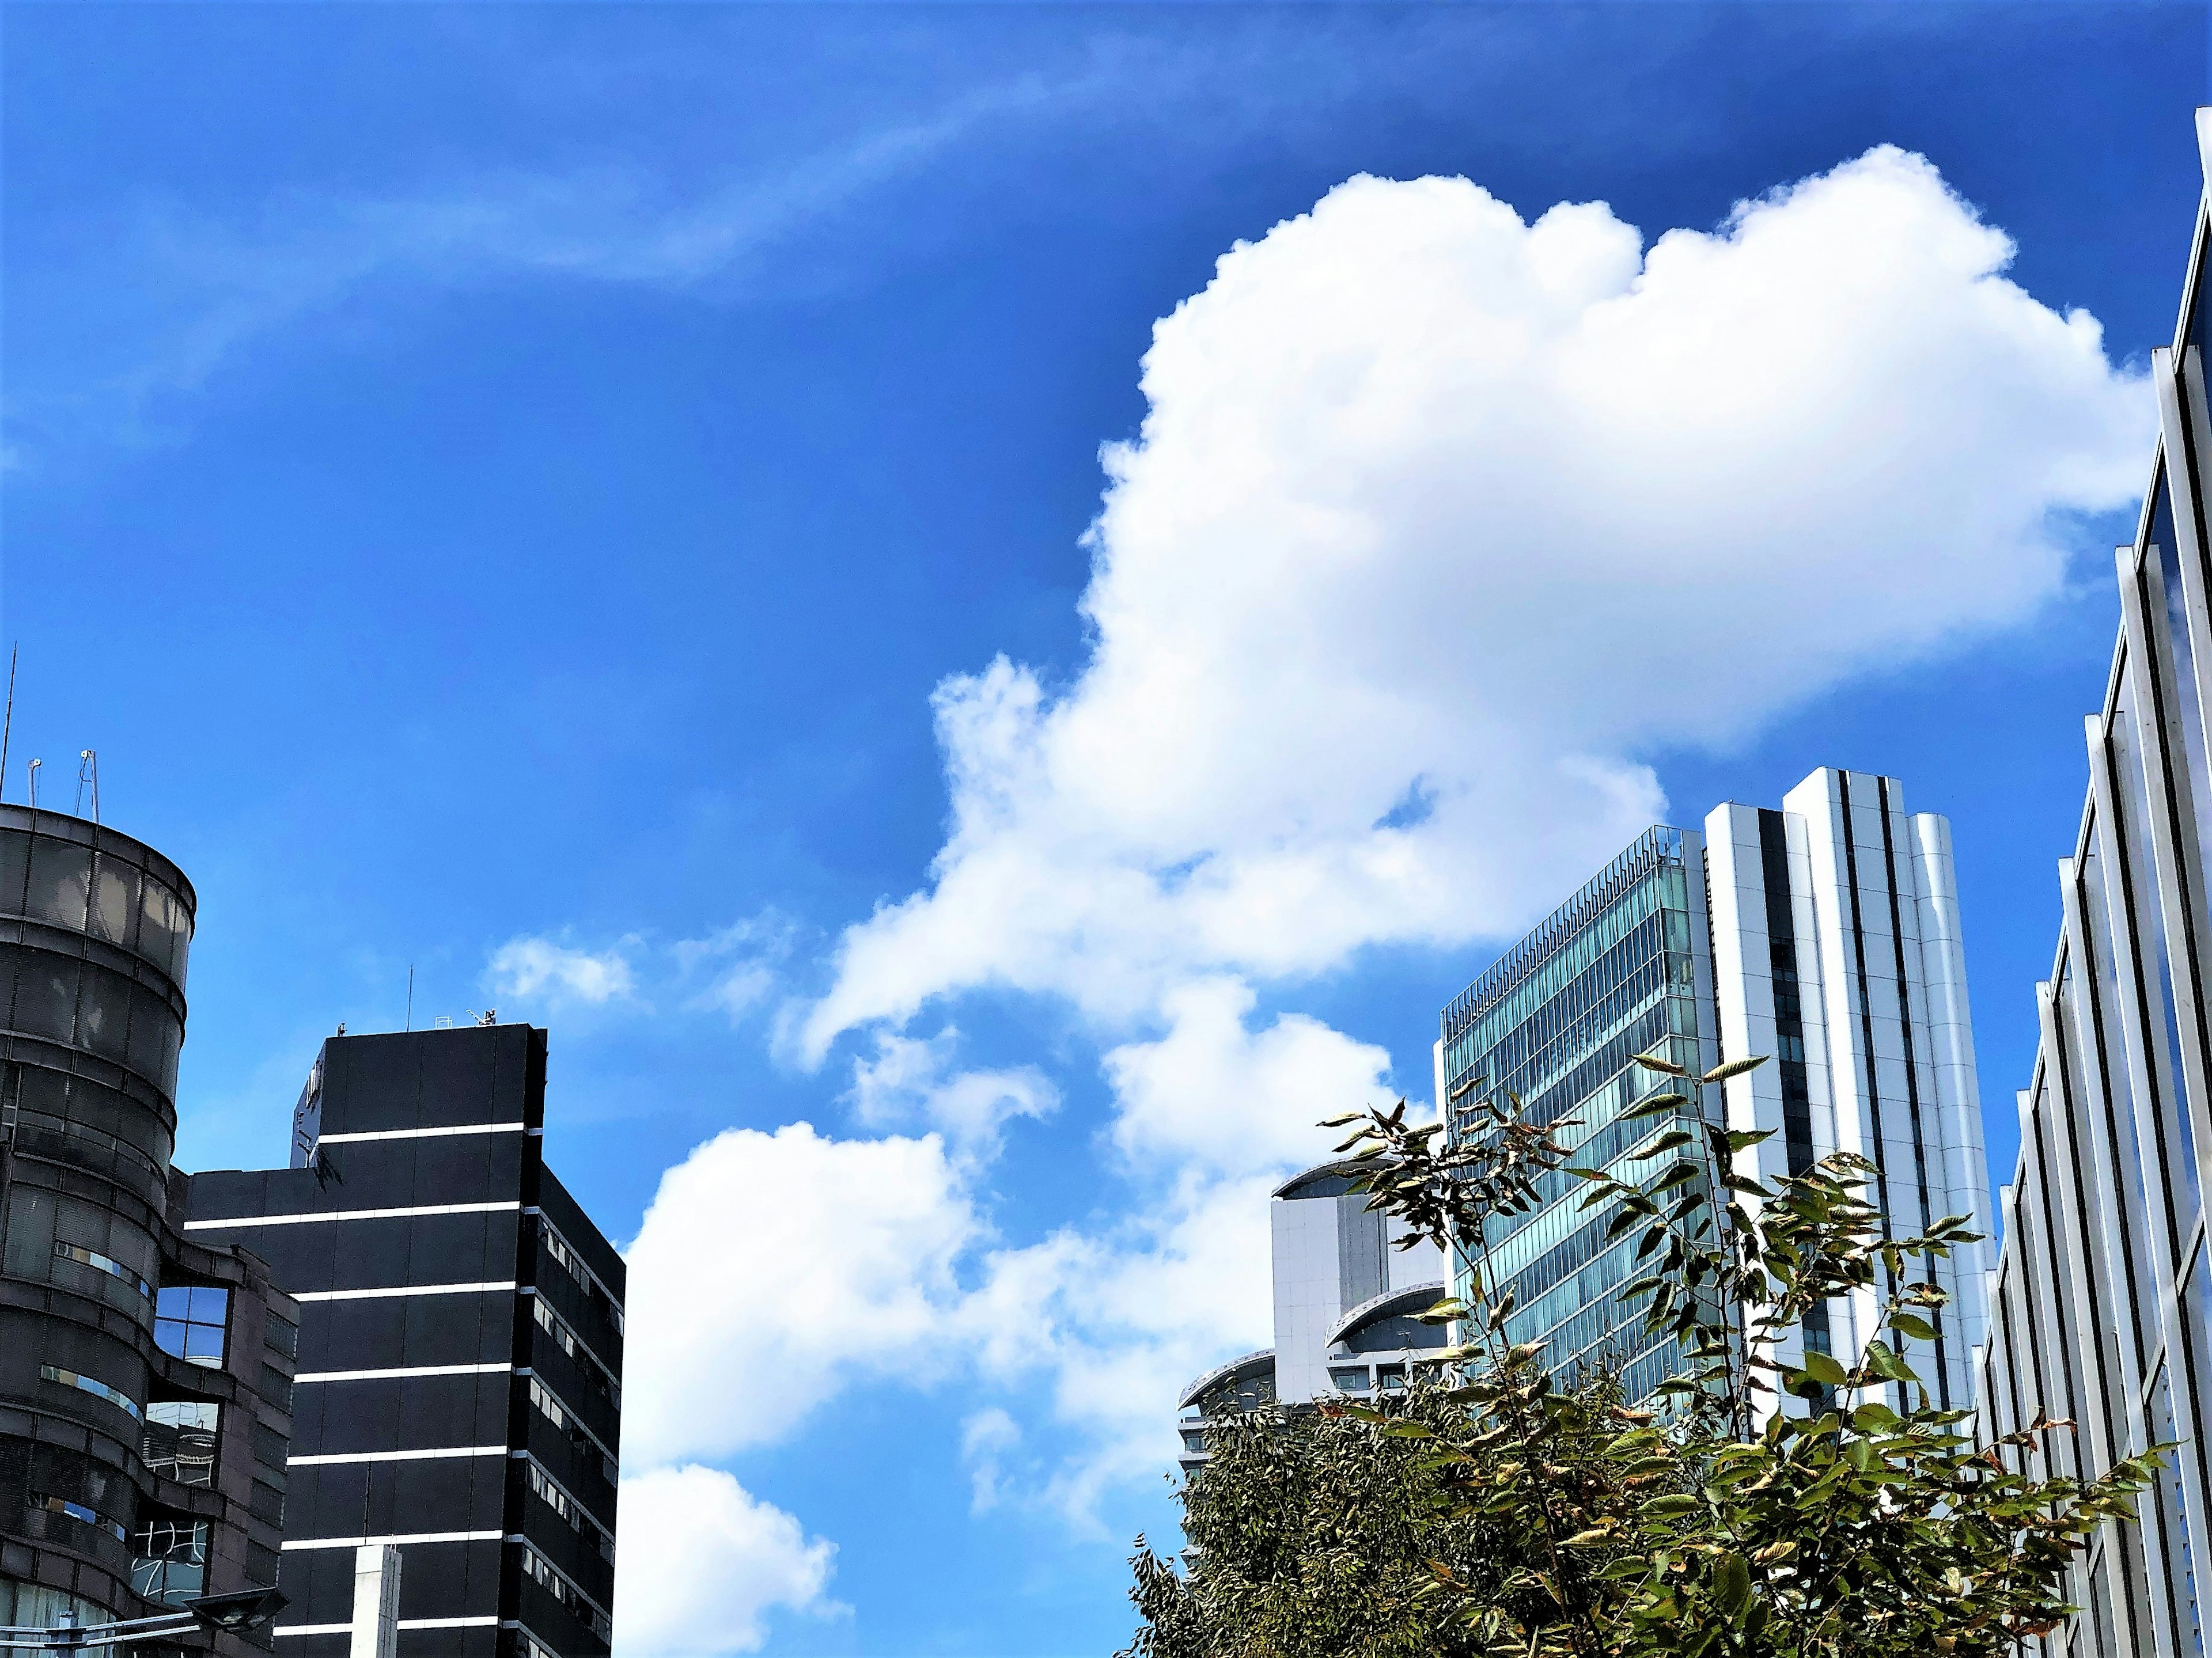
[155,1285,228,1369]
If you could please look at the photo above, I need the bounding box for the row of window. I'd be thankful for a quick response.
[43,1363,141,1421]
[525,1459,616,1564]
[1329,1363,1412,1393]
[55,1239,151,1299]
[520,1542,612,1642]
[46,1242,233,1368]
[529,1377,619,1486]
[541,1220,626,1336]
[532,1294,620,1407]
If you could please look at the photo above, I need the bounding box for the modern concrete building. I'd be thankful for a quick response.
[1176,1164,1445,1473]
[184,1026,622,1658]
[1969,107,2212,1658]
[0,806,297,1650]
[1429,773,1991,1415]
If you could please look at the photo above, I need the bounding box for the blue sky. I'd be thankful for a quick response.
[6,5,2210,1655]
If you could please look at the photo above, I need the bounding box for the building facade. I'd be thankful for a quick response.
[184,1026,622,1658]
[1705,771,1992,1417]
[1176,1164,1444,1474]
[1426,773,1991,1417]
[1433,825,1725,1406]
[1969,107,2212,1658]
[0,805,296,1649]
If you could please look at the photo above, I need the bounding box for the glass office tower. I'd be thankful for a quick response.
[1427,775,1990,1419]
[1432,826,1723,1404]
[0,806,296,1652]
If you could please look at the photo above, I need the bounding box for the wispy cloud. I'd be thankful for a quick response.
[486,934,639,1006]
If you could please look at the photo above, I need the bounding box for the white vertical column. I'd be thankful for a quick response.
[1910,810,1994,1374]
[350,1543,401,1658]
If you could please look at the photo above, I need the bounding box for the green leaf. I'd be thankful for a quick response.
[1715,1551,1752,1615]
[1634,1130,1698,1158]
[1631,1052,1690,1077]
[1798,1350,1848,1387]
[1701,1055,1770,1084]
[1380,1421,1433,1438]
[1723,1128,1777,1152]
[1889,1312,1937,1342]
[1641,1494,1701,1517]
[1624,1091,1690,1121]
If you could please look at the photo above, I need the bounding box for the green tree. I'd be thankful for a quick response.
[1126,1056,2165,1657]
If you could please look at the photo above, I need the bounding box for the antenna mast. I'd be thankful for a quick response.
[25,759,39,809]
[0,644,17,805]
[75,750,98,824]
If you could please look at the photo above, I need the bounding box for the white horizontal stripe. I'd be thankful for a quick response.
[291,1444,506,1465]
[316,1122,528,1144]
[273,1624,350,1637]
[296,1363,512,1383]
[400,1618,501,1630]
[282,1530,503,1550]
[296,1281,516,1303]
[185,1201,520,1230]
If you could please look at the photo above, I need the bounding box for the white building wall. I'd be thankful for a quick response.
[1700,771,1991,1418]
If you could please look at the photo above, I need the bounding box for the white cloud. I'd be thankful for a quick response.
[486,935,638,1005]
[847,1027,1058,1149]
[1104,977,1393,1177]
[961,1406,1022,1513]
[611,1466,839,1658]
[676,912,799,1022]
[622,1122,982,1466]
[801,146,2144,1057]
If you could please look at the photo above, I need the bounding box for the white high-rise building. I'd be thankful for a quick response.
[1704,771,1992,1418]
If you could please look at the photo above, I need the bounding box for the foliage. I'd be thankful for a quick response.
[1125,1055,2167,1657]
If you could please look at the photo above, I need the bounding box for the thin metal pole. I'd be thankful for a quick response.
[406,965,414,1031]
[25,758,38,809]
[0,643,17,805]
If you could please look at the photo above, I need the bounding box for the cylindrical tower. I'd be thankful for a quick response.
[0,805,295,1648]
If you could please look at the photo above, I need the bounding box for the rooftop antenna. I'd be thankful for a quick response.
[75,750,98,824]
[25,758,39,809]
[0,643,17,804]
[405,965,415,1032]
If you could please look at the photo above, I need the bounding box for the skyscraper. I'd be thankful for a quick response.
[1433,824,1724,1405]
[1968,106,2212,1658]
[184,1025,622,1658]
[0,806,297,1648]
[1428,771,1990,1415]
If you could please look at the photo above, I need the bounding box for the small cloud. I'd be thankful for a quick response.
[847,1027,1058,1151]
[961,1406,1022,1513]
[486,935,638,1006]
[677,909,799,1022]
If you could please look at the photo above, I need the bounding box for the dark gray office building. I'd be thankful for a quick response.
[184,1025,622,1658]
[0,805,298,1651]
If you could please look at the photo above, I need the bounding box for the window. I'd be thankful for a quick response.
[130,1517,209,1604]
[520,1543,612,1642]
[1180,1431,1207,1454]
[54,1240,151,1299]
[30,1492,126,1544]
[1377,1364,1407,1391]
[144,1401,219,1486]
[1328,1367,1370,1393]
[264,1313,298,1360]
[155,1285,228,1368]
[41,1364,141,1421]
